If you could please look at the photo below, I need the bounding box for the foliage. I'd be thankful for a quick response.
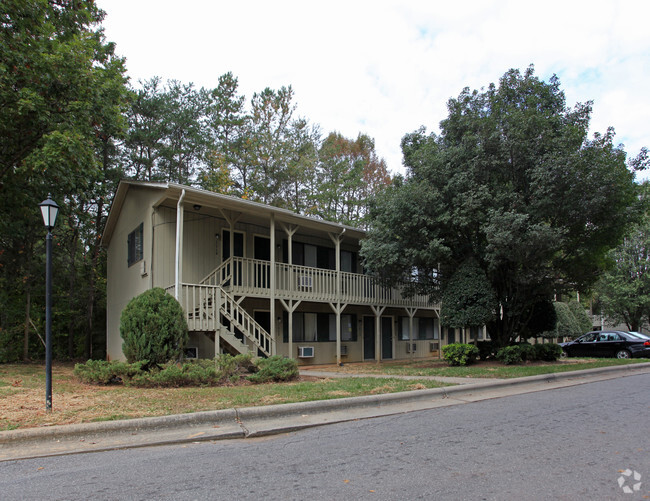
[533,343,563,361]
[246,355,300,383]
[74,354,296,387]
[567,300,593,334]
[74,359,146,384]
[440,259,496,328]
[361,66,638,347]
[441,343,480,366]
[120,288,188,366]
[313,132,391,227]
[597,193,650,331]
[0,0,129,362]
[496,345,523,365]
[546,302,584,340]
[516,343,536,361]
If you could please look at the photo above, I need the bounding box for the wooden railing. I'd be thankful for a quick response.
[166,283,274,356]
[198,257,435,309]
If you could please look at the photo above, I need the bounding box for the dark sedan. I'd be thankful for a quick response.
[560,331,650,359]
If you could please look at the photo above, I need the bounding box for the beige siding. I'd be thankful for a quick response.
[106,188,160,361]
[152,207,221,288]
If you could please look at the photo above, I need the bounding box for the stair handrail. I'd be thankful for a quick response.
[200,258,233,287]
[219,288,274,357]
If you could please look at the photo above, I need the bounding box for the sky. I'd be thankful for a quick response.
[100,0,650,179]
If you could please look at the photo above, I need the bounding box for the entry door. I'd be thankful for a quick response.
[222,230,244,285]
[381,316,393,359]
[253,236,270,288]
[363,316,375,360]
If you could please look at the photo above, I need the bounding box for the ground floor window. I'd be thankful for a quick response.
[398,317,439,340]
[283,312,357,342]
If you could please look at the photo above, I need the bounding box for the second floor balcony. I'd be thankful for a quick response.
[198,257,437,310]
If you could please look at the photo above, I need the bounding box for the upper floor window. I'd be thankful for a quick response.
[127,222,143,267]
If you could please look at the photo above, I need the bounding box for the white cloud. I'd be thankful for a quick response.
[100,0,650,178]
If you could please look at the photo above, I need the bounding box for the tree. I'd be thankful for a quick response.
[440,259,495,329]
[597,192,650,331]
[0,0,129,361]
[361,66,638,347]
[315,132,391,227]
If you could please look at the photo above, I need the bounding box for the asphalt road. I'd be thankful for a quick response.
[1,373,649,500]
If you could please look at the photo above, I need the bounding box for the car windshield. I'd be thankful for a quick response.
[627,331,650,340]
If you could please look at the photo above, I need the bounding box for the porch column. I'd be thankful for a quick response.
[371,305,386,362]
[174,189,186,300]
[405,307,416,358]
[280,299,301,359]
[329,230,345,364]
[270,213,276,355]
[329,303,348,366]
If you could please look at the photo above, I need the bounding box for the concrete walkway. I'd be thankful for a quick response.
[1,362,649,462]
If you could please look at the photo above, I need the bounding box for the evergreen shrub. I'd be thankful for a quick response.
[533,343,563,361]
[441,343,480,366]
[120,288,188,366]
[517,343,537,361]
[247,355,299,383]
[496,345,523,365]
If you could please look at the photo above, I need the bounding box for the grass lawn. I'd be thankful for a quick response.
[0,362,448,431]
[1,357,646,431]
[306,357,649,379]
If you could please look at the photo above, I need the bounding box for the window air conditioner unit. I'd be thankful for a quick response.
[298,346,314,358]
[430,342,439,352]
[184,347,198,359]
[406,342,417,353]
[298,275,313,288]
[340,345,348,356]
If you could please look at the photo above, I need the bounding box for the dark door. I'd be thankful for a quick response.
[253,236,270,288]
[381,316,393,359]
[222,230,244,285]
[363,316,375,360]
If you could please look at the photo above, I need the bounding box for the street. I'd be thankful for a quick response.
[1,373,649,500]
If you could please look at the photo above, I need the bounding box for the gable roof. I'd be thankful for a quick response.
[101,180,366,248]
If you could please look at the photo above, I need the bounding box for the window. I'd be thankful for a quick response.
[127,223,143,267]
[399,317,439,340]
[283,312,357,342]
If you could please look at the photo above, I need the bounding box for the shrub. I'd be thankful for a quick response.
[120,288,189,366]
[217,353,255,380]
[247,356,299,383]
[496,345,523,365]
[441,343,480,366]
[533,343,563,361]
[128,361,221,387]
[74,359,147,384]
[517,343,537,361]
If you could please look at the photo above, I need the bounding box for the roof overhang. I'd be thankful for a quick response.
[101,180,366,248]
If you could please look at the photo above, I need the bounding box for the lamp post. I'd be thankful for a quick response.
[39,194,59,412]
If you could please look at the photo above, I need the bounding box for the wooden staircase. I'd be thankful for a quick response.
[176,267,274,357]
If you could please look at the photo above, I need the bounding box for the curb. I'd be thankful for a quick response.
[2,362,649,456]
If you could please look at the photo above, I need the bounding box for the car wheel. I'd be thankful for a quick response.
[560,350,568,359]
[616,349,631,359]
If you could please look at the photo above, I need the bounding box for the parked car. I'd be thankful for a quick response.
[559,331,650,359]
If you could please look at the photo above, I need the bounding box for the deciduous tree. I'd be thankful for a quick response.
[361,66,638,347]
